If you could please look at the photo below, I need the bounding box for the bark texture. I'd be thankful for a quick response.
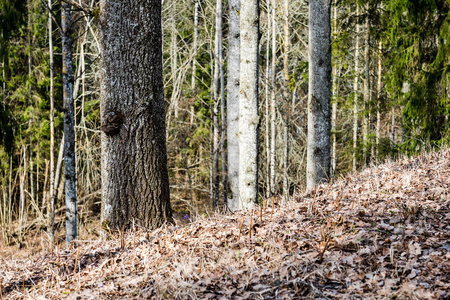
[239,0,259,209]
[100,0,172,230]
[62,2,77,245]
[226,0,240,210]
[306,0,332,190]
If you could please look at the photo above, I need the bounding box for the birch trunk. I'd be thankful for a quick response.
[48,0,56,242]
[100,0,172,230]
[62,2,77,246]
[239,0,259,209]
[227,0,240,210]
[270,0,276,195]
[306,0,332,190]
[353,6,359,172]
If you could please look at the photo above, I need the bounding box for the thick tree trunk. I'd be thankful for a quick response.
[62,2,77,246]
[270,0,276,196]
[239,0,259,209]
[353,6,359,172]
[227,0,240,210]
[306,0,332,190]
[100,0,172,230]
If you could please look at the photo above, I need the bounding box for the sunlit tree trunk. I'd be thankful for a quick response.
[100,0,172,230]
[239,0,259,209]
[270,0,276,195]
[331,1,337,177]
[62,2,77,246]
[227,0,240,209]
[306,0,332,190]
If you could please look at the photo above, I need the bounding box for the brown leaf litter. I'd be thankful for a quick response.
[1,149,449,299]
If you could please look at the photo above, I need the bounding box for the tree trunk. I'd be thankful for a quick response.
[62,2,77,246]
[376,41,382,157]
[212,0,222,210]
[270,0,276,196]
[353,6,359,172]
[227,0,240,210]
[363,5,370,166]
[100,0,172,230]
[306,0,332,190]
[191,0,199,91]
[331,1,337,177]
[282,0,289,202]
[239,0,259,209]
[265,3,270,199]
[48,0,56,242]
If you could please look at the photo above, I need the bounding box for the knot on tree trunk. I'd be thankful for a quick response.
[101,110,124,136]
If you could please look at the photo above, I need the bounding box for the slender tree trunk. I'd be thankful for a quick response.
[376,41,382,157]
[48,0,56,242]
[227,0,240,210]
[212,0,223,210]
[363,5,370,166]
[100,0,172,230]
[352,6,360,172]
[265,3,270,199]
[62,2,77,246]
[270,0,276,195]
[331,1,338,177]
[306,0,332,190]
[282,0,289,202]
[220,39,227,208]
[239,0,259,209]
[191,0,199,90]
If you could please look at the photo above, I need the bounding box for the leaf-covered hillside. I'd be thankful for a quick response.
[1,149,449,299]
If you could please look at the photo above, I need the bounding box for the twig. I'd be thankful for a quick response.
[73,249,80,274]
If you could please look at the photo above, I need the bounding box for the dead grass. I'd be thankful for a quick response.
[1,149,449,299]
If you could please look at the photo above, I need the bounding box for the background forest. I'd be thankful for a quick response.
[0,0,449,246]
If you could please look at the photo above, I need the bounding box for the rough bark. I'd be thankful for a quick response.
[306,0,332,190]
[62,2,77,245]
[265,3,270,199]
[331,1,337,177]
[226,0,240,210]
[100,0,172,230]
[239,0,259,209]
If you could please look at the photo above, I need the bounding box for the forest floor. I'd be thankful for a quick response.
[1,149,449,299]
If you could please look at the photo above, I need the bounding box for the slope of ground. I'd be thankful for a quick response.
[1,149,449,299]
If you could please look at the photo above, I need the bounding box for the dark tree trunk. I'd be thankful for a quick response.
[62,2,77,245]
[99,0,172,230]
